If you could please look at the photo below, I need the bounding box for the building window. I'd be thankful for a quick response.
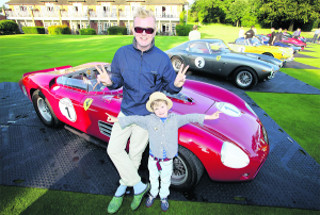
[172,23,176,35]
[162,6,166,17]
[104,22,111,30]
[47,6,54,12]
[20,6,27,11]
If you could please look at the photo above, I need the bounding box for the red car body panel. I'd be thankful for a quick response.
[19,62,269,182]
[281,38,306,50]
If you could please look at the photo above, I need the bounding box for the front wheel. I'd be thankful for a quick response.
[233,67,257,89]
[171,56,184,72]
[32,90,61,127]
[171,145,204,190]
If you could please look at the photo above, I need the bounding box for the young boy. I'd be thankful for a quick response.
[106,91,221,212]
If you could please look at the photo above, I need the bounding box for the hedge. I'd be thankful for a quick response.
[22,26,45,34]
[0,20,20,35]
[176,24,193,36]
[107,26,127,35]
[79,28,96,35]
[48,25,71,35]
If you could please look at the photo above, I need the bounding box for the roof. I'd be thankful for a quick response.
[7,0,187,5]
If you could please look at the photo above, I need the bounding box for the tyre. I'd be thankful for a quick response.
[171,56,184,72]
[32,90,61,127]
[171,145,204,190]
[233,67,257,89]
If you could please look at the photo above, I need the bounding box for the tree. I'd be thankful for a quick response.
[190,0,233,24]
[226,0,249,27]
[259,0,320,31]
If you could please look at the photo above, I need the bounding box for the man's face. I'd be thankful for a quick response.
[153,101,169,118]
[133,16,156,52]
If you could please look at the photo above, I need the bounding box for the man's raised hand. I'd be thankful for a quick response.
[95,65,112,86]
[174,64,189,88]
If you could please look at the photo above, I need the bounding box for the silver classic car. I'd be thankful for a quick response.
[166,39,281,89]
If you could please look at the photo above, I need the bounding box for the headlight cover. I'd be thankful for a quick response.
[221,142,250,168]
[22,85,28,97]
[245,102,257,116]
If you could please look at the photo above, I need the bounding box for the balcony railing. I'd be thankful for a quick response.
[33,11,59,18]
[5,10,31,17]
[89,11,117,18]
[5,9,179,20]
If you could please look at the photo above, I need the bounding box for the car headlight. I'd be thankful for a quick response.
[221,142,250,168]
[22,85,28,97]
[261,125,269,145]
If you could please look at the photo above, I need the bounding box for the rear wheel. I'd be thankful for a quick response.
[171,56,184,72]
[171,145,204,190]
[32,90,61,127]
[233,67,257,89]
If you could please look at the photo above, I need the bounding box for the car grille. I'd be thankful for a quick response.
[98,120,113,137]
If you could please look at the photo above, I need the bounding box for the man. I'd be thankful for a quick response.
[188,25,201,41]
[293,28,301,39]
[312,28,320,43]
[244,25,255,39]
[238,27,245,38]
[96,7,189,214]
[269,27,276,46]
[275,28,283,42]
[244,25,255,45]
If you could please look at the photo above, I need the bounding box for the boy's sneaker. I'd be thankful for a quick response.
[160,198,169,212]
[145,194,155,208]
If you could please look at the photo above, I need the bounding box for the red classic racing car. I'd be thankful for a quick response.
[19,62,269,189]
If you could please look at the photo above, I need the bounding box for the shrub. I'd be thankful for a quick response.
[48,25,71,35]
[22,26,45,34]
[0,20,20,35]
[107,26,127,35]
[79,28,96,35]
[175,24,193,36]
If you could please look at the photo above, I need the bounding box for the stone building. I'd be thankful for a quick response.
[3,0,188,34]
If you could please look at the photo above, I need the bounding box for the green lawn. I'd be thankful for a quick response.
[247,92,320,162]
[0,24,319,214]
[0,34,189,82]
[1,186,318,215]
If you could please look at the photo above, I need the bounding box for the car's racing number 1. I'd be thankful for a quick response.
[195,57,205,69]
[59,98,77,122]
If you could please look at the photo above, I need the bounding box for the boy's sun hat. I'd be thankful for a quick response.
[146,91,173,112]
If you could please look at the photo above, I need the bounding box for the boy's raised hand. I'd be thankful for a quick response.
[96,64,112,86]
[174,64,189,88]
[106,113,118,123]
[205,111,222,120]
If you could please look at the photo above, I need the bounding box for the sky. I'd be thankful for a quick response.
[0,0,9,7]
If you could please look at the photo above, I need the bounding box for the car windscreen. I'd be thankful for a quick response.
[56,65,110,92]
[188,42,211,54]
[209,40,228,52]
